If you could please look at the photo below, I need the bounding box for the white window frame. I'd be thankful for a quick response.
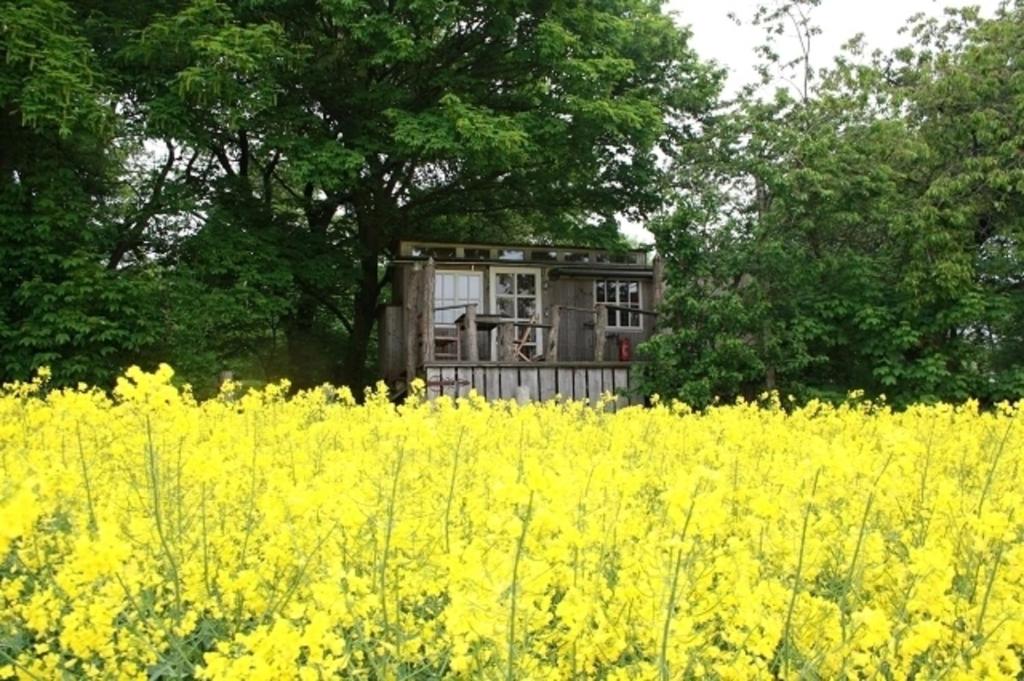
[432,270,484,360]
[594,279,643,330]
[434,270,484,325]
[490,267,543,357]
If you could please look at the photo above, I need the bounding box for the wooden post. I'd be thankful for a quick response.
[404,265,421,384]
[420,257,436,363]
[546,305,560,362]
[594,303,608,362]
[464,303,479,362]
[652,254,665,308]
[379,306,404,384]
[497,321,515,361]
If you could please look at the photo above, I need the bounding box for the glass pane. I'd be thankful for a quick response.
[496,273,514,296]
[614,280,630,303]
[628,281,640,304]
[425,247,456,258]
[630,311,641,327]
[603,281,615,303]
[497,297,514,317]
[532,249,558,261]
[607,308,616,327]
[564,252,589,263]
[498,249,525,261]
[602,280,614,303]
[594,252,610,263]
[516,273,536,295]
[517,298,536,320]
[464,248,491,260]
[595,280,606,303]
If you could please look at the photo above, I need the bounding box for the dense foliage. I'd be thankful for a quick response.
[3,0,1023,405]
[0,0,716,392]
[2,368,1023,678]
[642,1,1024,407]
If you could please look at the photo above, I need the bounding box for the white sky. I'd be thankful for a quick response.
[622,0,1003,244]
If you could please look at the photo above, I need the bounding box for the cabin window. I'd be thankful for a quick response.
[412,246,456,259]
[434,271,483,324]
[463,248,492,260]
[595,279,642,328]
[491,268,543,358]
[498,249,526,261]
[595,252,643,264]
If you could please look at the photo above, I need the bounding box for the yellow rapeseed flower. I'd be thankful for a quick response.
[0,367,1021,679]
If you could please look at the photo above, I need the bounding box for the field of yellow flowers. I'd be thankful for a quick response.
[1,366,1022,680]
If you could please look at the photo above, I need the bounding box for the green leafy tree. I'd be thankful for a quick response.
[644,1,1024,406]
[105,0,719,389]
[0,0,167,385]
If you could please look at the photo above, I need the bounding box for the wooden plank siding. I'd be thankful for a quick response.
[423,363,642,409]
[499,367,518,398]
[561,368,577,401]
[485,367,500,399]
[538,370,557,401]
[520,368,539,401]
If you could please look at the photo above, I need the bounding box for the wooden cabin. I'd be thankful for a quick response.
[379,240,664,404]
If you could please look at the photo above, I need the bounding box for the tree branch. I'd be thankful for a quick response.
[107,140,177,270]
[295,278,354,333]
[209,143,236,177]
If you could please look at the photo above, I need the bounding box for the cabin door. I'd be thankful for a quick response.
[490,267,542,359]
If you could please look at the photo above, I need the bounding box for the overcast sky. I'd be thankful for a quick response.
[671,0,1003,93]
[623,0,1003,243]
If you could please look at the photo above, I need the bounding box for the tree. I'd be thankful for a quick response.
[0,0,168,385]
[102,0,719,389]
[643,1,1024,406]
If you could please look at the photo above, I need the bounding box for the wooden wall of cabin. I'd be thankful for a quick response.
[543,274,654,362]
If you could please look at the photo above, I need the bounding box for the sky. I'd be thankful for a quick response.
[622,0,1004,243]
[671,0,1003,93]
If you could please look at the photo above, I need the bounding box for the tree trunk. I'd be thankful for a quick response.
[284,296,331,391]
[336,240,381,393]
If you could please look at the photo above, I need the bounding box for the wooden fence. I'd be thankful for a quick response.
[422,362,642,408]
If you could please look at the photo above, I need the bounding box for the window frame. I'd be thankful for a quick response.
[490,266,544,357]
[433,270,484,326]
[594,279,643,330]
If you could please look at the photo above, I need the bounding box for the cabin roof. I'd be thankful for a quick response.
[394,239,652,268]
[396,238,650,253]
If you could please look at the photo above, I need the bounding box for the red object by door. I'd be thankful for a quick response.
[618,336,632,362]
